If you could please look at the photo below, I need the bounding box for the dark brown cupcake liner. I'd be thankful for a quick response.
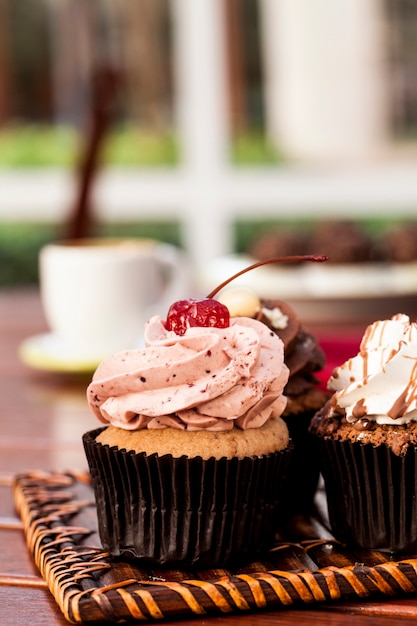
[282,410,320,515]
[83,427,293,569]
[317,437,417,553]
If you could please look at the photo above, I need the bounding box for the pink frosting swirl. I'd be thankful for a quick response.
[87,315,289,431]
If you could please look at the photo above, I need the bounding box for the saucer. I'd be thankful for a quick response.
[19,333,103,374]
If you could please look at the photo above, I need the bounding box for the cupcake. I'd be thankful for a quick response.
[310,313,417,552]
[248,228,308,263]
[248,220,375,265]
[256,299,328,516]
[84,300,292,568]
[219,289,328,516]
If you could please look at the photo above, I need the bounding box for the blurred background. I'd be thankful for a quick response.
[0,0,417,287]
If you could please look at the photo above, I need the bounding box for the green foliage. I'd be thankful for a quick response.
[0,222,57,285]
[0,124,283,167]
[231,130,283,165]
[102,127,179,167]
[0,124,179,167]
[0,126,78,167]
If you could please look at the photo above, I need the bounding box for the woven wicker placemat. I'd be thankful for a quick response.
[13,470,417,624]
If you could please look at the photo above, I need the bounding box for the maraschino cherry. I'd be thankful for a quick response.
[165,254,327,335]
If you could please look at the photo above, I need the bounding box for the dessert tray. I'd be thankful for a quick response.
[13,470,417,624]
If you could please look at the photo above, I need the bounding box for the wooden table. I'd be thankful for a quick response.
[2,287,417,625]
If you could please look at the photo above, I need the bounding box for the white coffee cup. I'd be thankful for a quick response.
[39,238,190,360]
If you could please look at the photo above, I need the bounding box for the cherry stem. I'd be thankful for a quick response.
[207,254,328,299]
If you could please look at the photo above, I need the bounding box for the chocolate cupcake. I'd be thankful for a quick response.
[248,220,375,265]
[217,290,328,517]
[248,228,308,263]
[310,314,417,552]
[255,299,328,516]
[84,312,293,568]
[307,220,374,263]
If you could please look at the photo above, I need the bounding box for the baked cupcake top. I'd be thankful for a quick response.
[87,314,289,432]
[96,417,289,459]
[310,313,417,455]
